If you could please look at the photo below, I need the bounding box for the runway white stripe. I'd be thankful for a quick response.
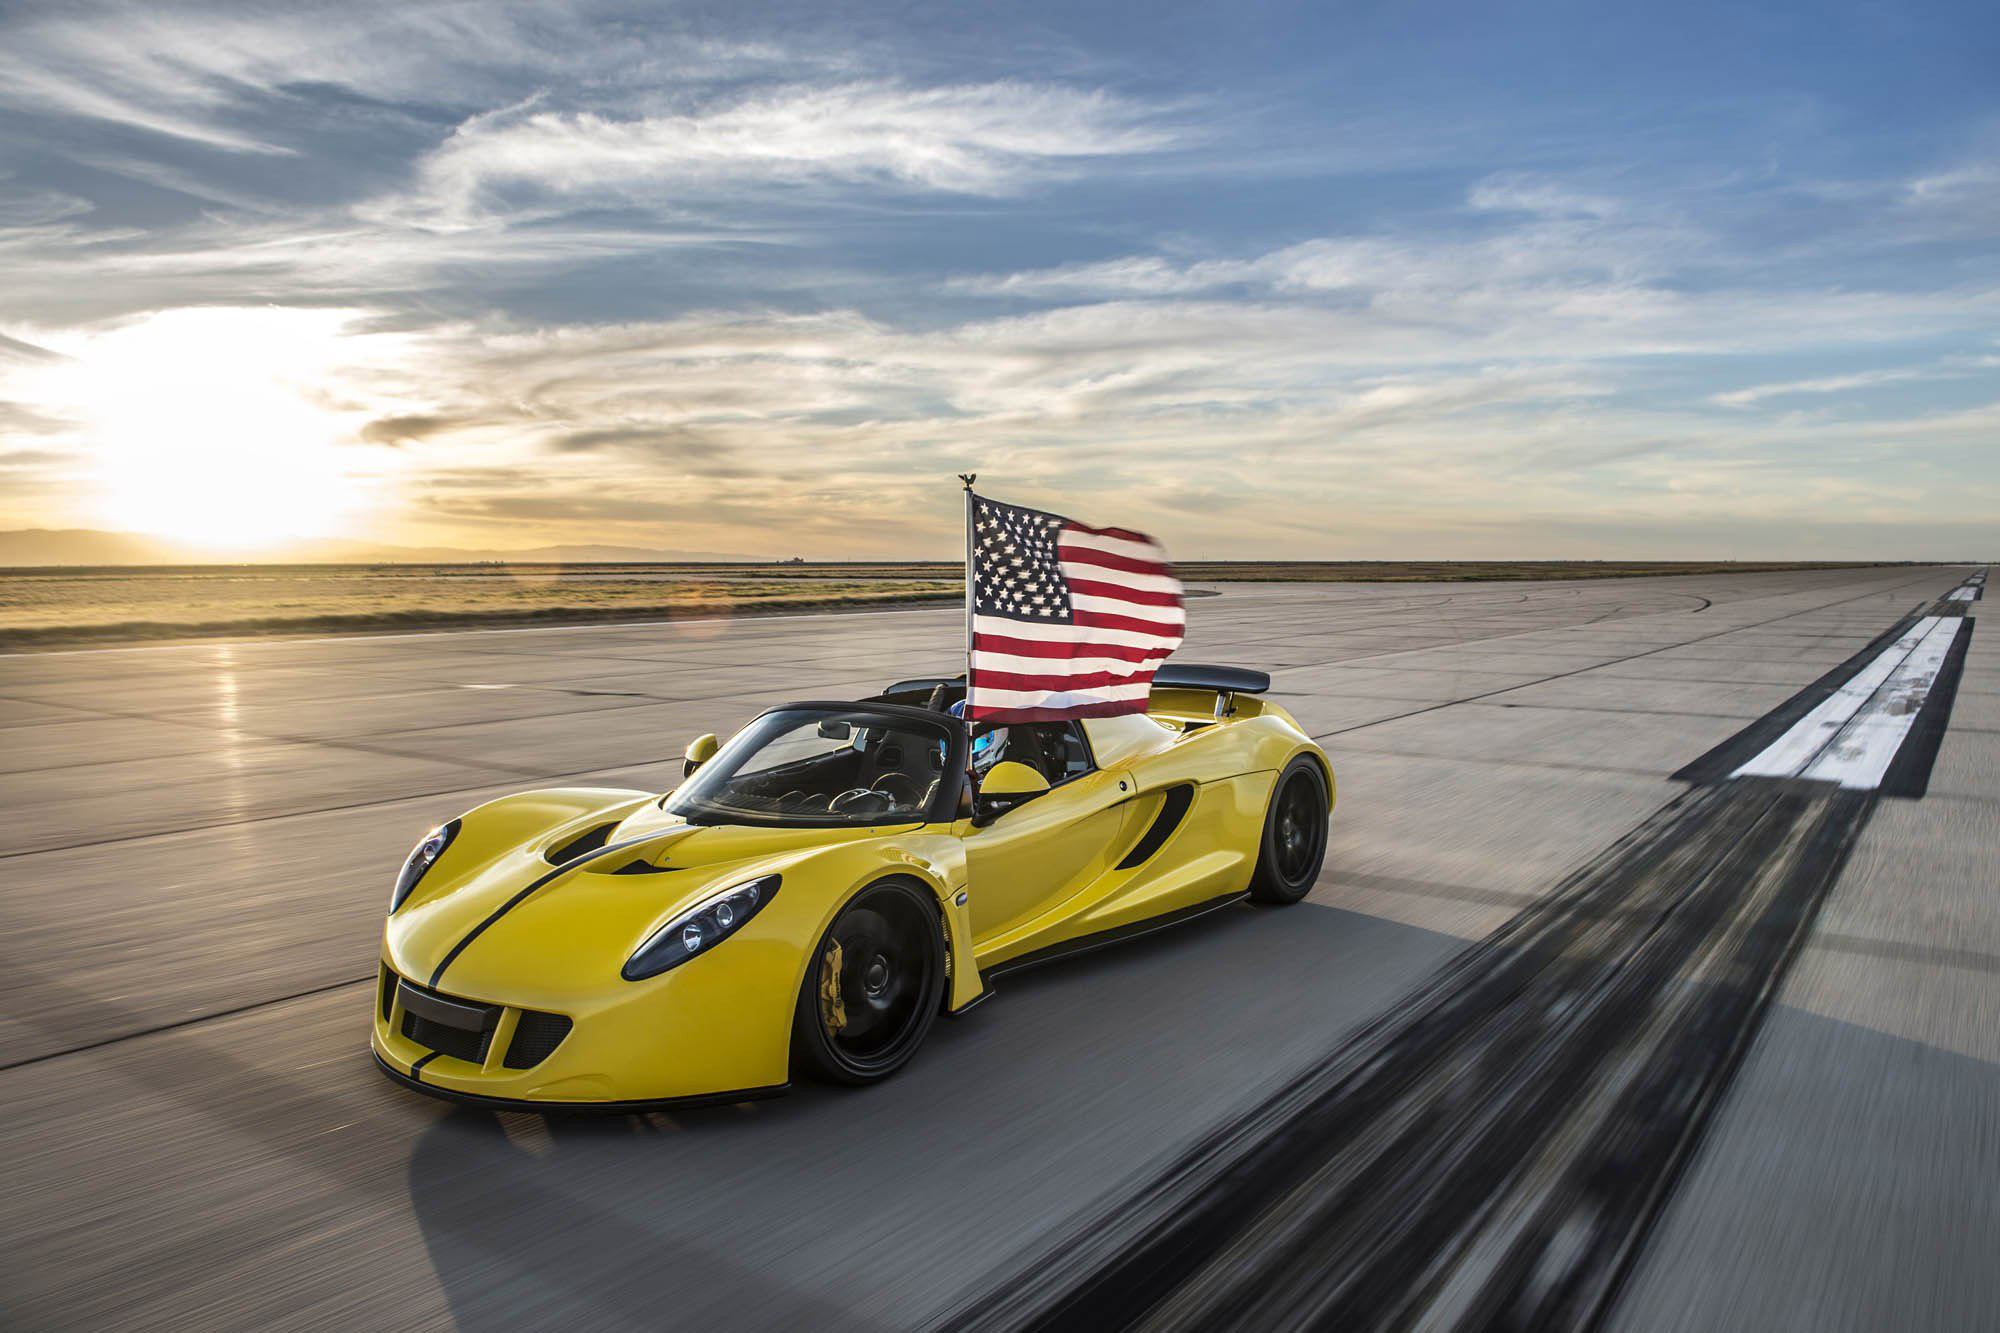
[1797,616,1965,789]
[1732,614,1964,790]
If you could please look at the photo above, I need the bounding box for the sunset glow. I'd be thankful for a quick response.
[0,2,1993,560]
[33,309,381,550]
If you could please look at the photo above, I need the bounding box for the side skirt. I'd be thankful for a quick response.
[981,891,1250,984]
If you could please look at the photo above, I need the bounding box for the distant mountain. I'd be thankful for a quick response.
[0,529,762,566]
[0,529,189,565]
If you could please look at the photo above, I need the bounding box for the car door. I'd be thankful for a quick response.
[959,724,1139,944]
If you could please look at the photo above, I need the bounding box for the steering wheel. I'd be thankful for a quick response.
[829,788,892,815]
[870,773,922,807]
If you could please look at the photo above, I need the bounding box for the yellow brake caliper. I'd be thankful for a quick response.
[818,940,847,1033]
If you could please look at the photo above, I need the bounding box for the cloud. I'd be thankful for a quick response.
[359,414,486,446]
[0,186,93,228]
[0,448,74,469]
[0,332,66,365]
[383,81,1181,228]
[1710,367,1947,407]
[1905,158,2000,211]
[1465,174,1624,220]
[0,1,870,157]
[955,179,1689,302]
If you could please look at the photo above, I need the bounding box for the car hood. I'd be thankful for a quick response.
[386,811,917,1001]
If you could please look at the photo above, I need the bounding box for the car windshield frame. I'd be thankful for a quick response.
[664,702,967,828]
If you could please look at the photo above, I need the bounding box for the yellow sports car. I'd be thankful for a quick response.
[372,665,1332,1110]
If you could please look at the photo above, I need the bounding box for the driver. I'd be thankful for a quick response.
[949,701,1011,780]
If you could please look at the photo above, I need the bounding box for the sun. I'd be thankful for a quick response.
[50,307,379,552]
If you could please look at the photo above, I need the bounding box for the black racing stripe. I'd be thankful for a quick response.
[1879,618,1975,800]
[409,1052,440,1082]
[427,833,667,989]
[940,779,1874,1331]
[1672,605,1928,784]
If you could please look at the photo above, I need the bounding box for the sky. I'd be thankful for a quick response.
[0,0,1995,560]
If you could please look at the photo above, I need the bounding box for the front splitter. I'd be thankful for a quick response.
[372,1052,788,1116]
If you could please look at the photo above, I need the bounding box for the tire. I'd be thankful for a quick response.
[1248,757,1329,905]
[791,877,946,1085]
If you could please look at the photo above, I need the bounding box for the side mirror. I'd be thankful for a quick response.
[683,733,719,778]
[972,761,1050,826]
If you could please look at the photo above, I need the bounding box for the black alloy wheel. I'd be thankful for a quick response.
[792,877,946,1084]
[1248,757,1329,904]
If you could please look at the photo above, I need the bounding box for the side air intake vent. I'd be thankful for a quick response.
[504,1012,574,1069]
[1117,784,1195,870]
[547,822,617,865]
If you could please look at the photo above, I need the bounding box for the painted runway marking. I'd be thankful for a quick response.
[1731,614,1964,789]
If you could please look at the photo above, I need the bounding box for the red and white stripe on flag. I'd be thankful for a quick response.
[968,516,1185,722]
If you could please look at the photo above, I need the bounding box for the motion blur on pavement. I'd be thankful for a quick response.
[3,565,1993,1329]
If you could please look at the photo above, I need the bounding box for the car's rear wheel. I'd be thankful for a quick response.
[1248,757,1329,904]
[792,877,945,1085]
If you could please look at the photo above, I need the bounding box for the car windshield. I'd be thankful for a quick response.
[666,707,955,826]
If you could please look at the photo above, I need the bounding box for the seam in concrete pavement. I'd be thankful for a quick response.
[1311,569,1952,741]
[1806,932,2000,977]
[0,974,374,1073]
[0,755,684,862]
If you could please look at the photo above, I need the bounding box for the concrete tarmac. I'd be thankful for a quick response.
[1,566,1990,1329]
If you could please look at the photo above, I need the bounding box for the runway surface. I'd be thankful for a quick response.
[2,566,1992,1329]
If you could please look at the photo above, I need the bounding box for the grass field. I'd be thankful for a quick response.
[0,560,1911,650]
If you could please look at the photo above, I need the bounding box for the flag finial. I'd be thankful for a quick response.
[958,473,977,491]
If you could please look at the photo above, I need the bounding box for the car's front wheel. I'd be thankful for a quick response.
[1248,756,1330,904]
[791,877,946,1085]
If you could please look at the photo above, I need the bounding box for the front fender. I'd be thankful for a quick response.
[393,786,654,916]
[776,830,983,1020]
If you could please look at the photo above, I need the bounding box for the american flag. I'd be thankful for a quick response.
[966,492,1185,722]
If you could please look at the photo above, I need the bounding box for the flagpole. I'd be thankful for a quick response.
[957,473,977,721]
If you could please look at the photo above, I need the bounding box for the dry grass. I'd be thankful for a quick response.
[0,559,1915,650]
[0,565,959,648]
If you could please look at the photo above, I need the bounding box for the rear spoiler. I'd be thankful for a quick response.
[1150,663,1271,722]
[873,664,1270,716]
[1151,664,1270,694]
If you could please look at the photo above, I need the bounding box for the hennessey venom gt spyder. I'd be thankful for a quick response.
[372,665,1333,1110]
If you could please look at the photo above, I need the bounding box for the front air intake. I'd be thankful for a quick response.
[504,1012,574,1069]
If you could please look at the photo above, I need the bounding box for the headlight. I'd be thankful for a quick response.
[390,820,460,912]
[623,875,780,981]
